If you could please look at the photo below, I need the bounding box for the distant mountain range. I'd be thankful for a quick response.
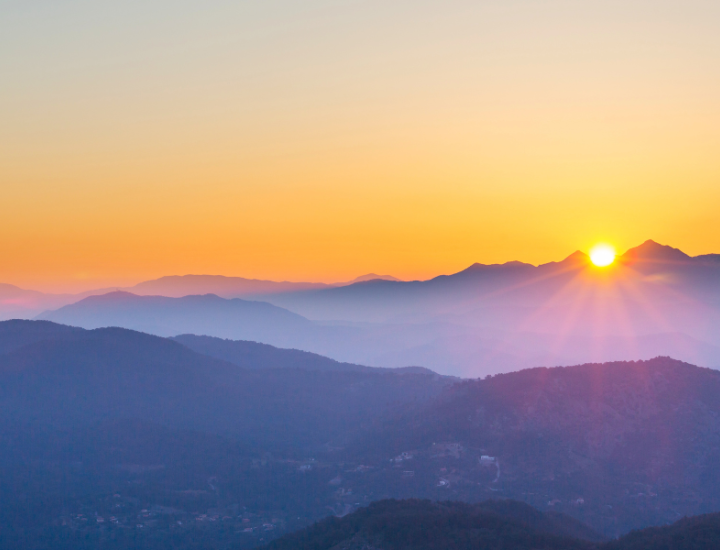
[41,289,720,376]
[263,240,720,324]
[37,291,314,343]
[344,273,401,284]
[129,273,401,297]
[5,240,720,376]
[0,274,401,320]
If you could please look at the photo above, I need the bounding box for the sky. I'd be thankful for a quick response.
[1,0,719,292]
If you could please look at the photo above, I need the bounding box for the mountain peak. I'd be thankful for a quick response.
[345,273,401,284]
[460,261,534,272]
[565,250,590,261]
[620,240,691,263]
[557,250,590,265]
[537,250,590,271]
[84,290,140,301]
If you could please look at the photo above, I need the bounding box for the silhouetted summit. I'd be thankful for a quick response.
[344,273,402,284]
[620,239,692,263]
[540,250,591,269]
[128,274,330,298]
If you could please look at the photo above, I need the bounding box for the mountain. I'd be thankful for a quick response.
[695,254,720,264]
[127,274,331,298]
[36,287,720,379]
[605,512,720,550]
[265,240,720,325]
[30,241,720,377]
[264,499,604,550]
[127,274,402,297]
[255,241,720,375]
[0,274,399,321]
[619,239,693,264]
[37,291,314,342]
[348,357,720,536]
[0,320,448,447]
[343,274,402,284]
[0,284,130,320]
[35,291,396,364]
[0,325,245,434]
[266,500,720,550]
[3,327,720,547]
[0,283,74,320]
[0,319,85,354]
[0,320,452,550]
[172,334,437,375]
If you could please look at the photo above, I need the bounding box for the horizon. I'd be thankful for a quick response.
[1,238,713,294]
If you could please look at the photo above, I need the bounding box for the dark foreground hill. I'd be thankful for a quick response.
[265,499,720,550]
[265,499,602,550]
[604,512,720,550]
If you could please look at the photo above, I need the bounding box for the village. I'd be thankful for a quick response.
[51,440,631,547]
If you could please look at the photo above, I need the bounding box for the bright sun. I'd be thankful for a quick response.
[589,244,616,267]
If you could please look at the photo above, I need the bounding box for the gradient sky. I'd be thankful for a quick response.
[2,0,719,292]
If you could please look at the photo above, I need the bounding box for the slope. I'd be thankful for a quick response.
[172,334,437,374]
[0,321,448,449]
[264,498,602,550]
[346,357,720,535]
[37,291,315,343]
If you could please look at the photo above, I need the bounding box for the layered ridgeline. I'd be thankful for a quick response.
[37,292,317,345]
[0,320,447,448]
[0,320,449,550]
[266,240,720,325]
[36,241,720,376]
[265,499,720,550]
[3,321,720,548]
[261,240,720,374]
[0,273,397,320]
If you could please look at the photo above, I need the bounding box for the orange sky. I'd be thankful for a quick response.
[2,0,719,293]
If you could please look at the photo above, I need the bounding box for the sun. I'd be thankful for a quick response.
[589,244,616,267]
